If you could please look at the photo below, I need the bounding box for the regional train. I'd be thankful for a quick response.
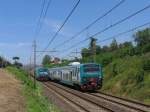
[35,67,49,81]
[35,62,103,90]
[48,62,103,90]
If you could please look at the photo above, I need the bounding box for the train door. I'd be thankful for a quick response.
[77,67,79,81]
[60,70,63,80]
[69,70,73,81]
[72,67,79,83]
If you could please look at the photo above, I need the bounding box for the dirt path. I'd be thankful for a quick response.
[0,69,25,112]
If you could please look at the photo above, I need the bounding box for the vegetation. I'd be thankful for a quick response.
[41,28,150,104]
[0,56,11,67]
[42,55,52,65]
[80,28,150,104]
[12,56,23,68]
[6,66,61,112]
[102,55,150,104]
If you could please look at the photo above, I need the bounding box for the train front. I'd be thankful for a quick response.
[80,63,103,91]
[36,68,49,81]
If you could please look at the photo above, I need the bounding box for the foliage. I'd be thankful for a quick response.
[134,28,150,47]
[42,55,51,66]
[110,38,118,51]
[81,48,90,57]
[102,55,150,104]
[80,27,150,104]
[13,56,20,60]
[6,67,61,112]
[0,56,11,67]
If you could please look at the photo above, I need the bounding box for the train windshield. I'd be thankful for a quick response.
[83,64,100,73]
[38,68,48,75]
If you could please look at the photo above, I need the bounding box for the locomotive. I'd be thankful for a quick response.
[48,62,103,90]
[35,67,49,81]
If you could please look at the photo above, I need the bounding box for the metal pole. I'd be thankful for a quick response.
[93,41,96,63]
[29,55,32,78]
[33,40,36,88]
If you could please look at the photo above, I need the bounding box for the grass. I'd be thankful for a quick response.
[102,54,150,105]
[6,66,61,112]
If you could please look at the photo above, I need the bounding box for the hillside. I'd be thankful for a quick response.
[102,53,150,104]
[42,28,150,105]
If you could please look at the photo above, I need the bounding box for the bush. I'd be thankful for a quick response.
[102,54,150,104]
[141,44,150,53]
[142,59,150,71]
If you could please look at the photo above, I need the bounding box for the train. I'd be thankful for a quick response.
[35,67,49,81]
[48,62,103,91]
[35,62,103,90]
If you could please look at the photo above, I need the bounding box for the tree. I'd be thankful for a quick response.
[42,55,51,65]
[110,38,118,51]
[102,45,110,52]
[96,45,101,54]
[13,56,19,63]
[12,56,22,68]
[81,48,90,57]
[89,37,97,62]
[134,28,150,47]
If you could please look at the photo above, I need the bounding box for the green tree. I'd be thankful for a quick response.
[81,48,90,57]
[110,38,118,51]
[102,45,110,52]
[12,57,22,68]
[134,28,150,47]
[96,45,101,54]
[13,56,19,63]
[42,55,51,65]
[89,37,97,62]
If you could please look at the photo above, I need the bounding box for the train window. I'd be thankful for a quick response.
[73,70,75,77]
[74,69,76,77]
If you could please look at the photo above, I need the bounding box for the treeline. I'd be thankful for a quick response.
[81,28,150,66]
[0,56,11,68]
[0,56,23,68]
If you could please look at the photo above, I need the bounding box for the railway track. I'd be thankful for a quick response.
[90,92,150,112]
[43,82,111,112]
[43,81,150,112]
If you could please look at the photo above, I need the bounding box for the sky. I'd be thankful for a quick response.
[0,0,150,64]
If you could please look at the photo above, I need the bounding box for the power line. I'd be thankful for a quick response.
[97,21,150,44]
[63,4,150,52]
[34,0,52,40]
[34,0,46,39]
[41,0,81,54]
[54,0,125,49]
[32,0,52,88]
[63,21,150,58]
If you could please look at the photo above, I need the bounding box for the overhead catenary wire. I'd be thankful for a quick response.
[34,0,52,40]
[39,0,81,56]
[62,4,150,52]
[62,21,150,58]
[34,0,46,39]
[53,0,126,49]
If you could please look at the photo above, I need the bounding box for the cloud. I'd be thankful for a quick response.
[44,19,73,37]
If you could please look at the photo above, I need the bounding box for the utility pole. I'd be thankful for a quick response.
[93,39,96,63]
[90,37,97,63]
[33,40,36,89]
[75,49,78,61]
[29,55,32,78]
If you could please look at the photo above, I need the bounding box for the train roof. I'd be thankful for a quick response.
[48,63,102,70]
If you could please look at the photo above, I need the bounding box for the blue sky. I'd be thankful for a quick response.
[0,0,150,64]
